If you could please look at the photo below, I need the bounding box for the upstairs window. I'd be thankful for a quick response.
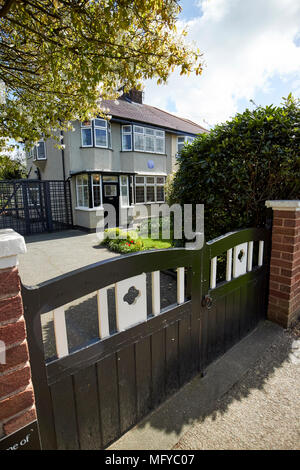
[122,125,132,151]
[177,135,195,156]
[122,125,165,154]
[81,121,93,147]
[81,119,111,148]
[29,140,46,160]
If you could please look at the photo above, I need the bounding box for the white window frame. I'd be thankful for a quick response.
[177,135,195,156]
[132,125,165,154]
[119,175,130,208]
[76,174,89,208]
[122,125,132,151]
[91,174,103,208]
[94,118,109,149]
[81,119,111,148]
[81,121,93,148]
[135,175,166,204]
[30,140,46,161]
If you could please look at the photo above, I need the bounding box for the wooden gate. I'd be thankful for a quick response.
[22,227,270,450]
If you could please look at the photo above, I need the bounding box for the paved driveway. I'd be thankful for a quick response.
[18,229,120,286]
[18,229,177,360]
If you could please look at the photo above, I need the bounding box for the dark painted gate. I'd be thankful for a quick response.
[0,180,72,235]
[22,227,270,450]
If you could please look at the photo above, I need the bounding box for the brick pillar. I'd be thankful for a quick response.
[0,229,36,439]
[266,200,300,328]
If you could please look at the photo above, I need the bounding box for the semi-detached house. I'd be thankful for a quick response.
[26,89,207,231]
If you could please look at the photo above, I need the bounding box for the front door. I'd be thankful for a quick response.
[102,179,119,227]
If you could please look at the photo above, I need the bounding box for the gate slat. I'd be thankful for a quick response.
[117,345,137,434]
[151,330,165,408]
[151,271,160,315]
[97,288,110,339]
[97,355,120,448]
[53,306,69,358]
[215,295,226,358]
[177,268,185,304]
[50,376,79,450]
[135,337,152,420]
[179,314,192,385]
[165,322,179,396]
[73,365,102,450]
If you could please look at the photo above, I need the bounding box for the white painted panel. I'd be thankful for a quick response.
[258,241,264,266]
[226,249,232,281]
[177,267,185,304]
[233,242,248,278]
[152,271,160,315]
[53,306,69,358]
[247,241,253,272]
[210,257,217,289]
[97,288,110,339]
[115,273,147,331]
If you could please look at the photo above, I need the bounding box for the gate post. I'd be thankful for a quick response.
[265,200,300,328]
[0,229,37,441]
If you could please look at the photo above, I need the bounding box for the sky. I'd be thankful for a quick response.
[144,0,300,129]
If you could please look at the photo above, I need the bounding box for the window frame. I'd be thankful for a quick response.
[134,175,166,204]
[81,121,93,148]
[91,173,103,208]
[81,119,111,149]
[119,175,130,207]
[130,125,165,155]
[177,135,195,156]
[76,174,90,209]
[121,125,132,151]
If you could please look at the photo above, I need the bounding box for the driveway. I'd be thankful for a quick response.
[18,229,120,286]
[18,229,177,360]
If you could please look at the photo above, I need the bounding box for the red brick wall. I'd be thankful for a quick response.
[0,266,36,438]
[268,209,300,327]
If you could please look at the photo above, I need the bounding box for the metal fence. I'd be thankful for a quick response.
[0,180,73,235]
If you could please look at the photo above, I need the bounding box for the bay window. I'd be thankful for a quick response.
[135,176,165,203]
[81,121,93,147]
[81,119,111,148]
[92,174,102,207]
[76,174,89,208]
[29,139,46,160]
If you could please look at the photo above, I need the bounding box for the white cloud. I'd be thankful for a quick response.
[144,0,300,128]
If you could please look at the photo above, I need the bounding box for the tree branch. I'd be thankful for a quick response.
[0,0,15,18]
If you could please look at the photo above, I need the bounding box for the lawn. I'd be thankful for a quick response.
[100,227,172,254]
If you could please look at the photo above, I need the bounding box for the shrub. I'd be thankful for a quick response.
[101,228,144,254]
[169,95,300,240]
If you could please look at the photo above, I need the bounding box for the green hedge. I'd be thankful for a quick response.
[169,95,300,240]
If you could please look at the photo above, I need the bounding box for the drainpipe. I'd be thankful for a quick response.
[60,130,66,182]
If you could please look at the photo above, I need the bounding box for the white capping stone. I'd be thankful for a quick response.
[0,229,26,269]
[265,200,300,211]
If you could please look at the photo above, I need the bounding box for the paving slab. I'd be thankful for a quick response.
[108,321,300,450]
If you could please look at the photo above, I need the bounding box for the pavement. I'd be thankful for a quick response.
[108,320,300,451]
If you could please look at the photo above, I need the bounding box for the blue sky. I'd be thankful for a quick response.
[144,0,300,128]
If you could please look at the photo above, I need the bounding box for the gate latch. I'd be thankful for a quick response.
[202,295,213,310]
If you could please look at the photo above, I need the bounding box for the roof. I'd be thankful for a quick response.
[102,98,208,135]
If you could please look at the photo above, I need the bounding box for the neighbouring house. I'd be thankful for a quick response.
[26,89,207,231]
